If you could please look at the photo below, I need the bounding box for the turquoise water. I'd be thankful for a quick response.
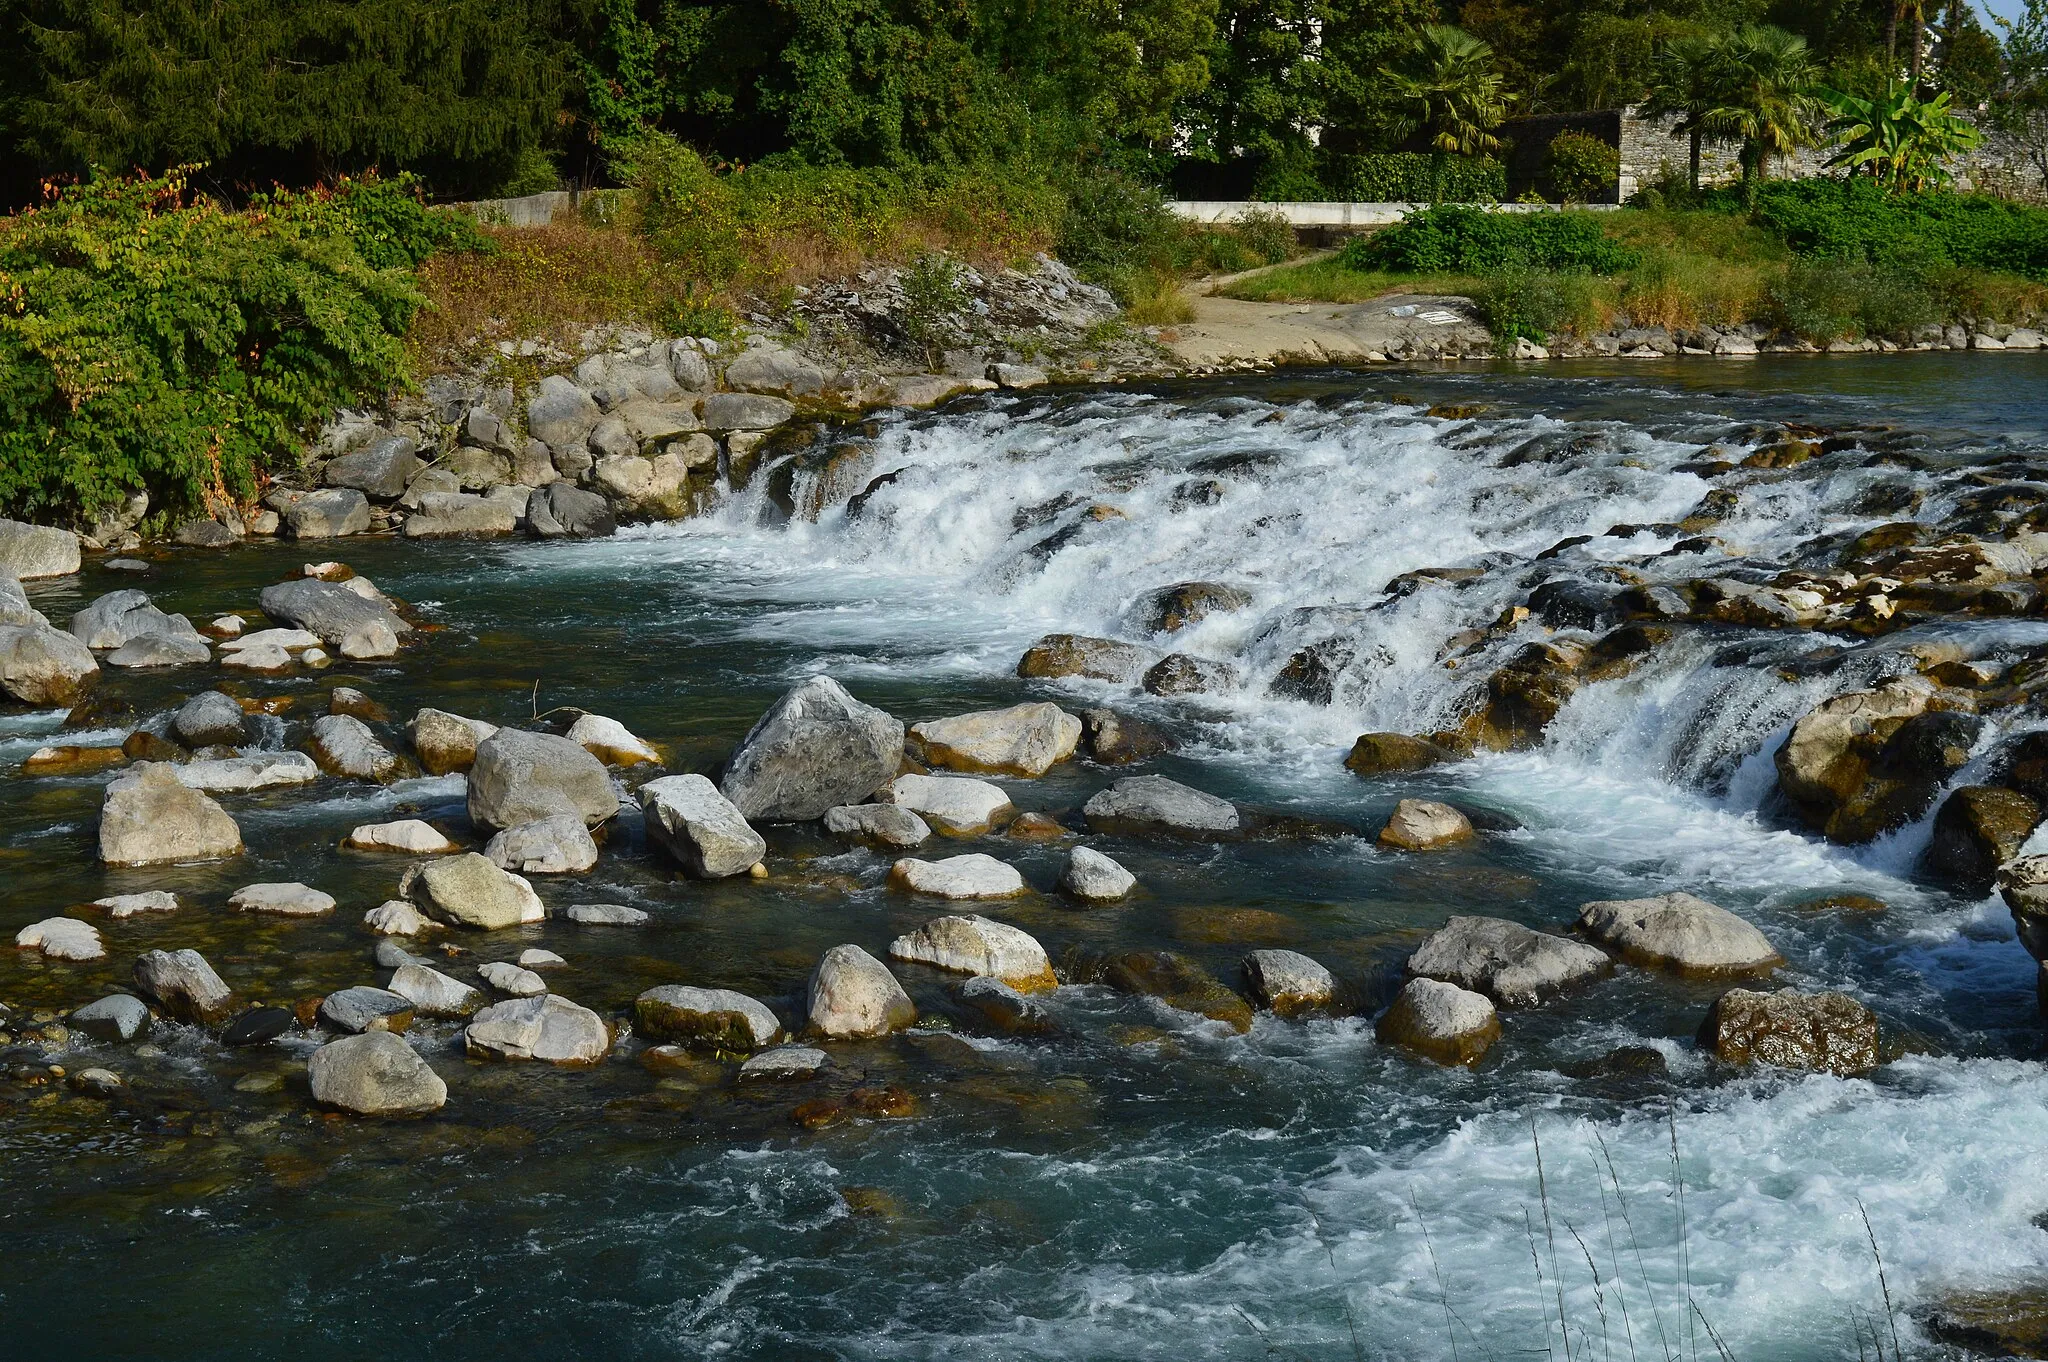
[4,353,2047,1359]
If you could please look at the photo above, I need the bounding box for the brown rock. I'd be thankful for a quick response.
[1008,811,1066,841]
[1344,733,1452,777]
[1142,653,1241,696]
[1921,1285,2048,1358]
[1140,581,1251,633]
[1479,642,1583,749]
[1924,785,2042,892]
[1063,947,1252,1032]
[1079,708,1173,764]
[1774,680,1982,842]
[1696,987,1879,1076]
[1377,799,1474,852]
[1017,634,1145,683]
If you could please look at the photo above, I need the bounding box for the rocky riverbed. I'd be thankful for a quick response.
[5,354,2048,1358]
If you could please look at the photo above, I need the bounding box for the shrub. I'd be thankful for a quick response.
[0,169,473,524]
[898,252,969,366]
[1747,179,2048,281]
[1323,153,1506,202]
[1473,267,1604,344]
[1343,205,1640,274]
[1231,207,1296,265]
[1764,258,1941,342]
[1545,131,1621,203]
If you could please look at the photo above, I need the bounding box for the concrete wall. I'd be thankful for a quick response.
[450,189,629,226]
[1170,200,1617,229]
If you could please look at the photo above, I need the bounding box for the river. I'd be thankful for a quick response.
[4,352,2047,1360]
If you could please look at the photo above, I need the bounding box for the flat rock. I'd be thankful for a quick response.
[258,578,410,657]
[0,518,82,578]
[219,643,291,673]
[701,392,796,431]
[888,853,1027,900]
[15,916,105,961]
[467,728,619,831]
[519,948,566,969]
[308,1031,446,1115]
[888,914,1056,990]
[561,903,650,926]
[486,814,600,875]
[100,764,243,866]
[1017,633,1147,683]
[1082,775,1240,837]
[71,993,151,1042]
[228,882,336,917]
[1377,799,1474,851]
[345,820,460,855]
[909,702,1082,777]
[318,986,414,1034]
[1375,977,1499,1066]
[174,752,321,792]
[719,675,904,822]
[823,803,931,849]
[105,632,211,669]
[566,713,659,766]
[132,948,234,1023]
[739,1046,828,1081]
[464,993,611,1064]
[478,960,548,997]
[1575,892,1781,975]
[876,773,1015,836]
[1242,949,1335,1017]
[635,985,782,1050]
[363,900,432,935]
[404,853,545,930]
[95,891,178,918]
[387,962,485,1018]
[1059,846,1135,901]
[286,488,371,539]
[411,708,498,775]
[0,622,100,703]
[1697,987,1879,1075]
[1408,916,1610,1006]
[806,944,917,1039]
[639,774,767,877]
[173,691,247,746]
[404,491,519,539]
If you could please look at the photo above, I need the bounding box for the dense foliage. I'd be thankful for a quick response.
[1748,179,2048,279]
[1343,205,1641,273]
[0,172,482,523]
[1323,154,1507,202]
[1544,131,1621,202]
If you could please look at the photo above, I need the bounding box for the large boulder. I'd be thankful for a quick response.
[1998,856,2048,960]
[1059,846,1136,901]
[0,569,44,627]
[464,993,611,1064]
[806,944,917,1039]
[1016,634,1147,683]
[876,773,1015,836]
[404,853,546,929]
[0,519,81,579]
[1376,977,1499,1066]
[1925,785,2041,892]
[1242,949,1335,1017]
[308,1031,447,1115]
[132,948,234,1023]
[68,590,190,649]
[1062,947,1252,1032]
[638,774,766,878]
[1346,733,1454,777]
[411,708,498,775]
[888,853,1027,899]
[952,976,1056,1036]
[634,985,782,1051]
[724,345,828,397]
[286,489,371,539]
[484,814,599,875]
[1407,916,1610,1006]
[701,392,795,431]
[99,764,243,866]
[1082,775,1240,838]
[173,691,248,747]
[258,579,410,658]
[1773,679,1976,842]
[718,675,903,822]
[466,728,619,831]
[526,374,603,448]
[404,491,521,539]
[1575,892,1781,975]
[909,702,1083,777]
[1696,987,1879,1075]
[307,714,402,781]
[324,435,423,500]
[1377,799,1474,852]
[0,623,99,703]
[387,962,486,1017]
[527,483,618,539]
[888,914,1056,990]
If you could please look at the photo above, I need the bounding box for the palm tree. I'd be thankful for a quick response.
[1381,25,1518,201]
[1701,25,1825,206]
[1642,32,1733,194]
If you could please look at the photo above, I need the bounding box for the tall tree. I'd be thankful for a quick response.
[1381,23,1516,197]
[1643,32,1733,191]
[1703,23,1824,204]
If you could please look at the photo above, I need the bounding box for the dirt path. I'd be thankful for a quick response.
[1163,258,1492,368]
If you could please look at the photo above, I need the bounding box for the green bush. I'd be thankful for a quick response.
[1764,257,1941,342]
[1054,170,1190,302]
[1343,205,1639,274]
[1231,207,1295,265]
[1322,153,1506,202]
[1545,131,1621,203]
[0,170,478,524]
[1473,266,1603,345]
[1745,179,2048,281]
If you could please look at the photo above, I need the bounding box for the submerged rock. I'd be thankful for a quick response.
[739,1046,829,1081]
[464,994,612,1064]
[1063,947,1252,1032]
[1140,581,1252,634]
[1375,977,1499,1066]
[639,774,767,877]
[15,917,105,961]
[1016,633,1147,684]
[876,773,1015,836]
[823,803,931,849]
[1242,949,1336,1017]
[132,948,234,1024]
[1059,846,1136,902]
[562,902,650,927]
[1407,916,1609,1005]
[909,702,1082,777]
[467,728,619,831]
[888,914,1056,990]
[404,853,546,930]
[99,764,243,866]
[806,944,917,1039]
[1345,733,1453,777]
[634,985,782,1051]
[1376,799,1474,852]
[952,975,1056,1035]
[719,675,904,822]
[308,1031,447,1115]
[1920,1285,2048,1358]
[318,986,414,1034]
[1575,893,1781,975]
[888,854,1028,900]
[1696,987,1879,1075]
[1082,775,1240,837]
[485,814,600,875]
[1142,653,1241,696]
